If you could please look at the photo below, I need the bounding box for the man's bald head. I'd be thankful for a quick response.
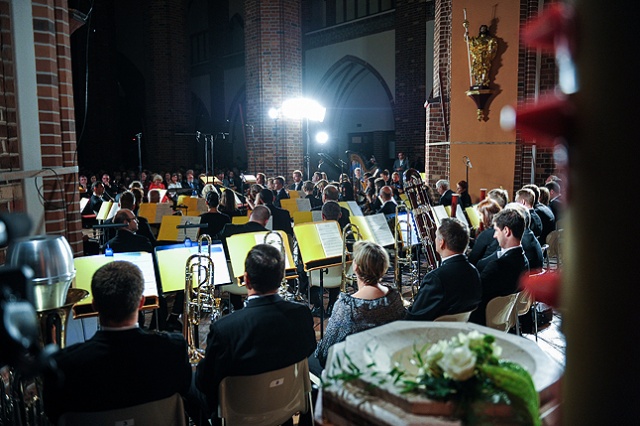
[323,185,340,202]
[250,205,271,226]
[380,186,393,201]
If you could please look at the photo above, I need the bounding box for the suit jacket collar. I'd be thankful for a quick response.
[440,253,466,265]
[244,293,282,308]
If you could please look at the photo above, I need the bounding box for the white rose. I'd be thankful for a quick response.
[438,346,477,381]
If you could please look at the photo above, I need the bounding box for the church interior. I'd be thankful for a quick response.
[0,0,638,424]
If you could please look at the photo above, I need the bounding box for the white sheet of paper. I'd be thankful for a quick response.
[255,233,291,269]
[346,201,363,216]
[432,205,448,227]
[316,222,343,258]
[296,198,312,212]
[312,211,323,222]
[365,214,395,247]
[111,252,159,298]
[178,216,202,241]
[455,205,470,226]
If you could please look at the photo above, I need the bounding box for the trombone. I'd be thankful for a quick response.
[394,202,420,306]
[341,223,362,292]
[183,234,216,365]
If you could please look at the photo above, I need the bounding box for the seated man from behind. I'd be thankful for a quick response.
[469,208,530,326]
[406,217,481,321]
[43,261,192,424]
[195,244,316,421]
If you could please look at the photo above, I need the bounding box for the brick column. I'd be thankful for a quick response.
[394,0,427,163]
[146,0,192,172]
[244,0,303,178]
[32,0,83,255]
[425,0,452,189]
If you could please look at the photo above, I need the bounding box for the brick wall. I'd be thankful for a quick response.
[427,0,558,198]
[146,0,192,172]
[394,0,428,162]
[244,0,303,178]
[32,0,83,255]
[425,0,451,192]
[514,0,559,191]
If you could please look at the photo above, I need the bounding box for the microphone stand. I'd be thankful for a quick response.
[136,133,142,175]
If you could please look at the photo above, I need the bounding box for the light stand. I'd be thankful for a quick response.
[463,156,472,187]
[304,118,311,181]
[135,133,142,175]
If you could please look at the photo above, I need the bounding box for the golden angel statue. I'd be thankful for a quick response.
[464,24,498,88]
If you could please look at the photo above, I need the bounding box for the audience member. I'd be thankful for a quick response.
[183,169,202,195]
[106,209,153,253]
[43,261,192,424]
[256,188,293,236]
[290,170,304,191]
[456,180,473,208]
[83,181,106,215]
[515,188,543,239]
[545,180,563,226]
[393,151,409,174]
[436,179,453,206]
[311,185,350,229]
[303,180,322,209]
[195,244,316,422]
[406,218,481,321]
[273,176,289,207]
[199,191,231,238]
[487,187,509,208]
[377,186,397,216]
[505,202,544,270]
[218,189,242,217]
[101,173,117,201]
[522,183,556,246]
[468,198,502,265]
[469,208,530,326]
[312,241,405,371]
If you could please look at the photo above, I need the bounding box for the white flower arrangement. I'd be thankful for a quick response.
[325,330,540,425]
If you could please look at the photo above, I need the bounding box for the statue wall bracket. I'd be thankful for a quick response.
[465,87,494,121]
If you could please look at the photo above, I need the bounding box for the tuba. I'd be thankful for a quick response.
[341,223,362,292]
[183,234,216,365]
[394,202,420,305]
[402,169,441,271]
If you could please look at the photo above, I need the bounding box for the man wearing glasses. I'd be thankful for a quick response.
[106,209,153,253]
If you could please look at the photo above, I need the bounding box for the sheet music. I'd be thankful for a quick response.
[397,212,420,246]
[96,201,113,220]
[79,197,89,213]
[432,205,448,227]
[365,214,395,247]
[312,211,323,222]
[296,198,312,212]
[106,203,119,220]
[265,216,273,230]
[455,205,470,227]
[155,203,174,222]
[178,216,202,241]
[113,252,159,298]
[316,222,343,258]
[346,201,363,216]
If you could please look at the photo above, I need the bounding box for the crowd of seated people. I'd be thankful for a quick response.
[67,158,566,425]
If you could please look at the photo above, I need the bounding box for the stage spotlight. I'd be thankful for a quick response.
[268,108,280,120]
[315,131,329,144]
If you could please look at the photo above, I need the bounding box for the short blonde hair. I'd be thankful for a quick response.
[352,241,389,285]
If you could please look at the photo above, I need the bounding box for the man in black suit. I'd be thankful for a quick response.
[311,184,350,229]
[183,169,203,196]
[470,208,530,326]
[436,179,454,206]
[407,218,481,321]
[82,181,106,215]
[216,205,270,252]
[522,184,556,246]
[273,176,289,207]
[106,209,153,253]
[255,188,293,236]
[378,186,397,216]
[303,180,322,209]
[215,205,271,311]
[103,191,156,246]
[545,180,563,225]
[43,261,192,424]
[289,169,304,191]
[195,244,316,422]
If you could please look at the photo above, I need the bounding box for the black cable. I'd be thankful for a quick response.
[73,0,95,165]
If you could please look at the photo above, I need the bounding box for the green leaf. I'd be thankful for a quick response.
[479,362,540,426]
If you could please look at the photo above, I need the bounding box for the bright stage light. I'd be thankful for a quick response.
[315,131,329,144]
[280,98,326,122]
[268,108,280,120]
